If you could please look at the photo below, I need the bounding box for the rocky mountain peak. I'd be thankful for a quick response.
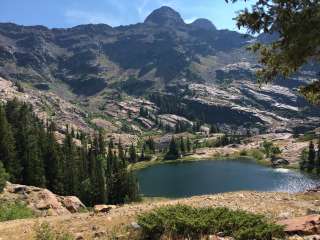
[144,6,185,26]
[191,18,216,31]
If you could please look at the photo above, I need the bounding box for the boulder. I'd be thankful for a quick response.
[306,186,320,193]
[60,196,86,213]
[278,215,320,235]
[93,204,117,213]
[33,189,69,215]
[1,182,86,216]
[271,157,289,166]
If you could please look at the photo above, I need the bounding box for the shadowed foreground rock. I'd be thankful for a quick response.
[93,204,117,213]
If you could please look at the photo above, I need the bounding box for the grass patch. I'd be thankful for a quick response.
[34,222,74,240]
[137,205,284,240]
[0,201,35,222]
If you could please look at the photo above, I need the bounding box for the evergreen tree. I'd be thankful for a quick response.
[62,129,79,195]
[0,161,9,192]
[44,122,64,194]
[96,155,107,203]
[98,131,106,155]
[175,122,181,133]
[146,137,156,154]
[186,137,192,153]
[165,136,180,160]
[140,147,145,161]
[179,137,186,155]
[0,99,140,206]
[317,139,320,174]
[4,98,20,131]
[90,155,107,205]
[308,141,316,172]
[228,0,320,104]
[106,141,114,176]
[300,148,308,171]
[23,131,46,187]
[129,144,137,163]
[210,124,218,134]
[0,104,20,181]
[118,140,125,162]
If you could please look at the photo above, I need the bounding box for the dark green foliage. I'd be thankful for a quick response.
[107,147,140,204]
[300,141,320,174]
[0,162,8,192]
[145,137,155,154]
[129,144,137,163]
[0,104,19,181]
[228,0,320,104]
[175,121,190,133]
[186,137,192,153]
[139,107,149,118]
[138,205,284,240]
[62,127,79,195]
[0,201,34,221]
[308,141,316,172]
[261,140,281,158]
[44,123,64,194]
[165,137,180,160]
[0,100,140,206]
[317,140,320,173]
[300,148,308,171]
[14,81,24,93]
[210,124,218,134]
[139,147,146,161]
[179,137,186,155]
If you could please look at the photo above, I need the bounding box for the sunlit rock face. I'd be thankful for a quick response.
[0,6,319,133]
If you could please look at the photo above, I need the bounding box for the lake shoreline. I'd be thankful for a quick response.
[129,153,272,171]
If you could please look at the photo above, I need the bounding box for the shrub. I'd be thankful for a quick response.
[260,141,282,158]
[0,161,8,192]
[34,222,74,240]
[248,149,264,161]
[0,201,34,221]
[137,205,284,240]
[239,149,248,156]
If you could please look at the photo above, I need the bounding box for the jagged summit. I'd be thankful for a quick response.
[191,18,216,30]
[144,6,185,26]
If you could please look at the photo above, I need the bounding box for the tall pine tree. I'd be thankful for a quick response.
[0,104,20,181]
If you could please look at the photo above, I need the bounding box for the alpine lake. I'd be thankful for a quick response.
[137,159,320,198]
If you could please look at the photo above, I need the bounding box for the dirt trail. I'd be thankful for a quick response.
[1,191,320,240]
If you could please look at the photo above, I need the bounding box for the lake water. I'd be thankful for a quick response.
[137,160,320,198]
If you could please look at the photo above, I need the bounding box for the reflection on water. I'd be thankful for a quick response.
[274,168,291,173]
[137,160,320,198]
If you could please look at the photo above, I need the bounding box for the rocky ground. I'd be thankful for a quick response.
[1,190,320,239]
[175,132,309,166]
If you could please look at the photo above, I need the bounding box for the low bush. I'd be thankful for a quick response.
[34,222,74,240]
[239,149,248,156]
[0,161,8,192]
[0,201,34,222]
[137,205,284,240]
[248,149,265,161]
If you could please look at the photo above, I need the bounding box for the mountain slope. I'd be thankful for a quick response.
[0,6,319,133]
[0,7,252,96]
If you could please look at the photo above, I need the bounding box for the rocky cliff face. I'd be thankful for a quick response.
[0,6,319,133]
[0,7,252,96]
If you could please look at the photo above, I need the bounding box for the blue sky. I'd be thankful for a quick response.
[1,0,252,31]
